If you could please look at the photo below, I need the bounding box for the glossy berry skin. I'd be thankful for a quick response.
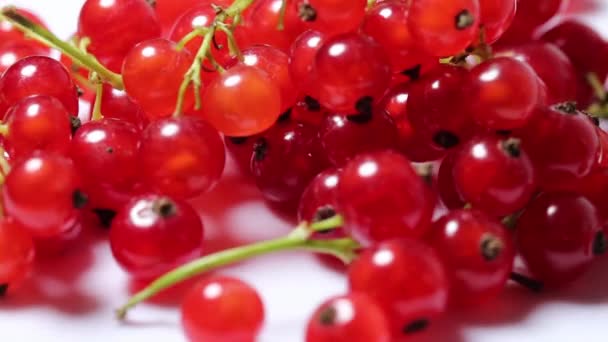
[34,217,84,257]
[156,0,230,33]
[319,110,400,166]
[289,30,326,93]
[348,239,448,335]
[306,293,391,342]
[312,33,391,112]
[0,56,79,115]
[78,0,161,60]
[497,43,577,105]
[467,57,539,130]
[298,168,344,238]
[99,84,149,130]
[517,104,600,191]
[139,117,225,199]
[516,193,604,287]
[224,135,259,174]
[235,46,298,113]
[123,39,194,119]
[479,0,516,43]
[338,151,435,244]
[362,1,429,73]
[408,0,480,57]
[407,64,473,152]
[181,276,264,342]
[5,95,72,159]
[251,121,326,204]
[0,219,35,292]
[300,0,367,37]
[429,210,514,304]
[71,118,141,189]
[0,42,49,74]
[110,194,204,279]
[2,153,82,238]
[201,65,282,137]
[453,136,536,216]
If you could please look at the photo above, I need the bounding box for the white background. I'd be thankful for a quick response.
[1,1,608,341]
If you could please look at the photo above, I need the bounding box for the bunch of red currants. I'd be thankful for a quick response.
[0,0,607,341]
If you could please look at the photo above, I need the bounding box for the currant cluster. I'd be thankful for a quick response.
[0,0,607,341]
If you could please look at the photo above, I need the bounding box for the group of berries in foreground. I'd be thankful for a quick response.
[0,0,607,340]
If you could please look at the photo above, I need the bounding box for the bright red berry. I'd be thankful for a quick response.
[110,194,204,279]
[306,293,391,342]
[516,193,605,287]
[429,209,514,304]
[338,151,435,244]
[181,276,264,342]
[0,219,35,294]
[348,238,448,335]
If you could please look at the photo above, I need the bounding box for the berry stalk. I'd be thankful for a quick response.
[116,215,358,319]
[0,7,124,90]
[173,0,256,116]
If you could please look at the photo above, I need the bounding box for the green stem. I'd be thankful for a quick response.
[116,217,358,319]
[172,0,256,116]
[176,28,208,51]
[0,124,7,136]
[0,8,124,90]
[91,76,104,121]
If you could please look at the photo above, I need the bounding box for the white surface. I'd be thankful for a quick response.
[1,1,608,341]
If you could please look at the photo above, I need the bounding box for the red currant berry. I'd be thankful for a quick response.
[71,118,141,189]
[5,95,72,159]
[200,65,282,136]
[466,57,540,130]
[139,116,225,199]
[251,120,326,204]
[306,293,391,342]
[3,152,84,238]
[34,217,84,257]
[122,39,194,119]
[362,0,430,73]
[516,193,605,287]
[429,209,514,304]
[338,151,435,244]
[0,56,79,115]
[453,136,536,216]
[348,238,448,335]
[181,276,264,342]
[312,33,391,112]
[496,42,577,105]
[110,194,204,279]
[408,0,480,57]
[319,109,399,166]
[0,8,49,51]
[517,103,600,191]
[407,64,474,152]
[78,0,161,60]
[225,135,259,174]
[156,0,230,33]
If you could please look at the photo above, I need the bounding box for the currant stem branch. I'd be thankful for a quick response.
[115,215,358,319]
[91,75,104,121]
[0,8,124,90]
